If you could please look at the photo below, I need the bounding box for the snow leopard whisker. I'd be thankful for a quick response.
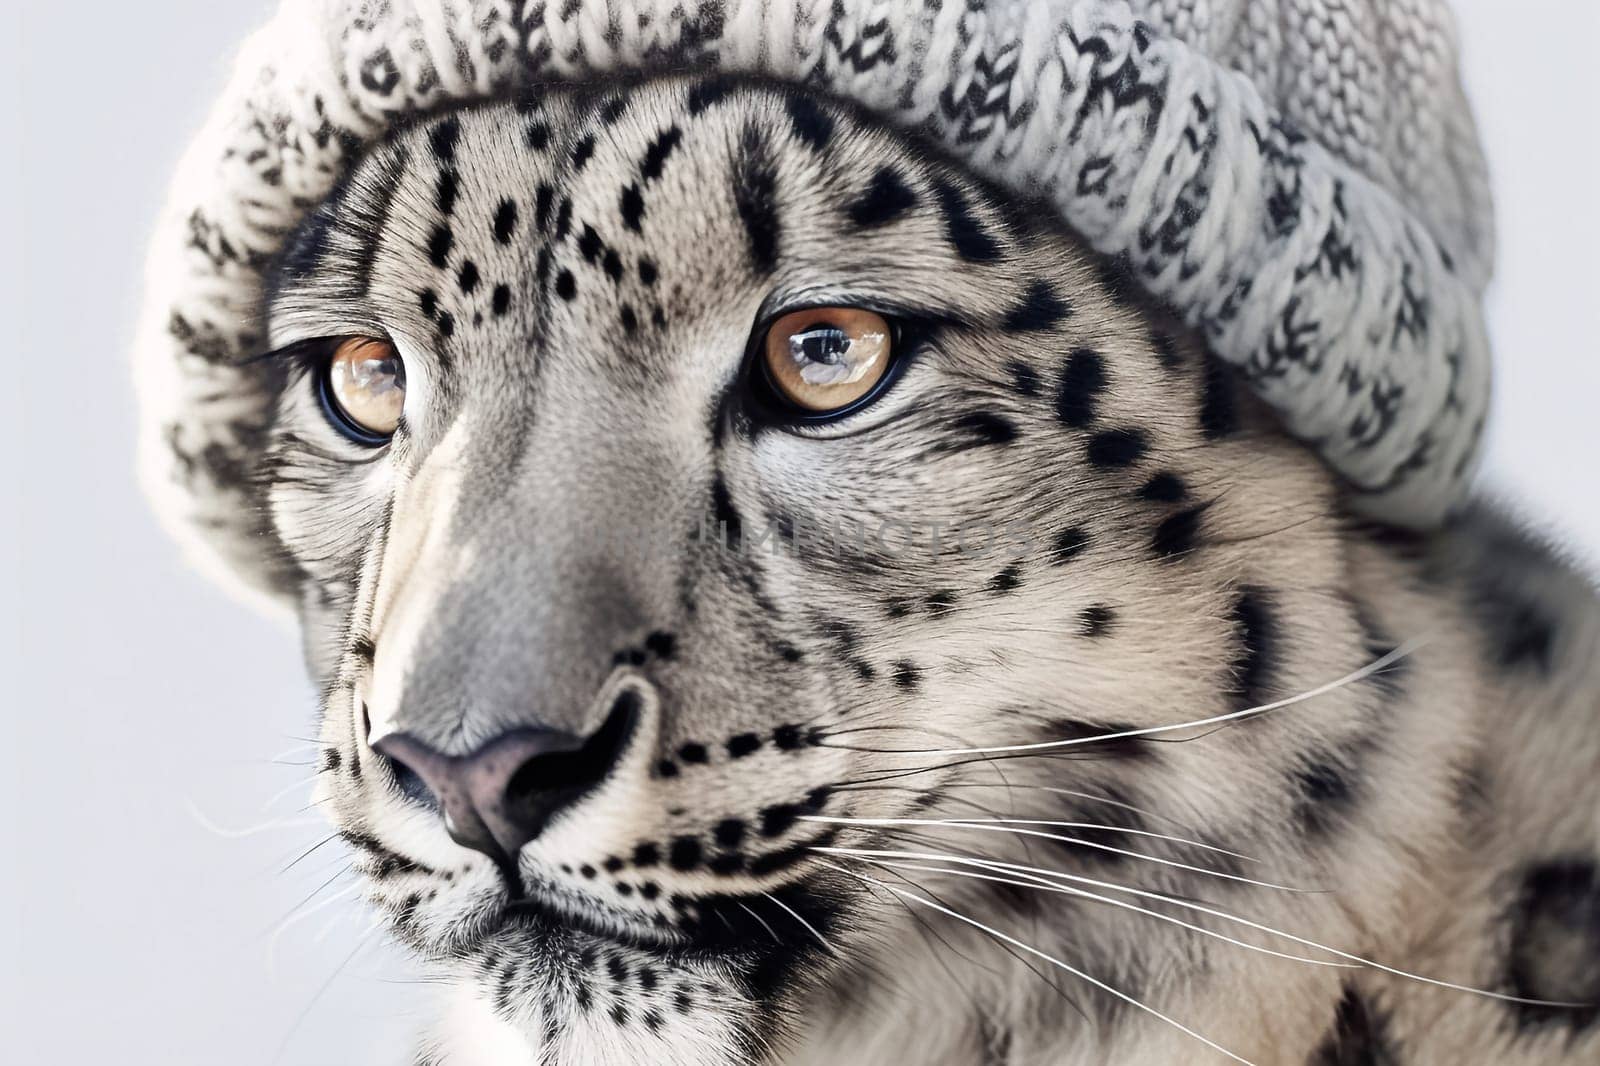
[832,780,1242,854]
[819,846,1588,1008]
[833,748,1148,791]
[801,814,1265,866]
[267,864,358,935]
[863,822,1314,896]
[184,797,325,839]
[815,858,1258,1066]
[841,852,1355,969]
[822,640,1424,757]
[736,901,784,946]
[262,775,323,811]
[761,891,838,957]
[268,880,367,964]
[854,860,1094,1025]
[277,832,341,874]
[271,914,386,1066]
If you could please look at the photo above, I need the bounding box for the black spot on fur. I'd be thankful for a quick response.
[748,830,836,877]
[893,660,921,691]
[668,837,702,871]
[760,804,799,838]
[427,224,452,268]
[1055,348,1107,427]
[785,93,834,151]
[677,742,708,765]
[1229,586,1278,709]
[925,590,959,617]
[598,94,629,126]
[1139,472,1188,502]
[727,733,762,758]
[989,565,1023,594]
[570,133,596,171]
[772,724,805,751]
[638,257,657,286]
[534,183,555,230]
[1498,604,1558,672]
[428,116,461,162]
[1293,755,1359,837]
[686,76,732,116]
[1152,503,1208,558]
[732,125,780,273]
[525,120,551,151]
[434,170,459,215]
[1052,527,1090,564]
[641,126,682,181]
[1309,986,1401,1065]
[493,199,518,244]
[491,284,510,316]
[1003,280,1071,332]
[1007,360,1041,397]
[436,311,454,338]
[577,223,603,263]
[848,166,918,228]
[949,411,1019,448]
[1079,604,1117,637]
[617,182,645,231]
[555,269,577,301]
[457,260,479,294]
[1506,858,1600,1033]
[1086,428,1149,467]
[632,843,660,868]
[931,178,1002,262]
[1199,357,1241,439]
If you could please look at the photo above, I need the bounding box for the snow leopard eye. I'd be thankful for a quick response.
[319,336,406,444]
[759,306,894,416]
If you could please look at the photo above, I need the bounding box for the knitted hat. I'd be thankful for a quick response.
[136,0,1494,604]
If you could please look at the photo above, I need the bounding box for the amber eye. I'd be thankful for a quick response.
[322,336,405,442]
[761,307,893,414]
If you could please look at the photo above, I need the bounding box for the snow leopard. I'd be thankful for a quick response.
[218,74,1598,1064]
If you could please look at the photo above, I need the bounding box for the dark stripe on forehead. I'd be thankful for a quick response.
[640,126,682,181]
[848,166,918,228]
[732,123,781,274]
[428,115,462,163]
[931,178,1002,262]
[784,93,834,152]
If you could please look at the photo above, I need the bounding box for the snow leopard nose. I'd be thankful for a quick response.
[371,690,641,862]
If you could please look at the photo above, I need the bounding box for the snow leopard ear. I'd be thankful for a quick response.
[137,0,1493,610]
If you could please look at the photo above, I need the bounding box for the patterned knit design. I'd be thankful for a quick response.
[135,0,1495,603]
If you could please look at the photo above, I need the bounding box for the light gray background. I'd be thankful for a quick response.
[4,2,1596,1063]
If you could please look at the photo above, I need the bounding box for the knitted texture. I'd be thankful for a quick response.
[135,0,1495,603]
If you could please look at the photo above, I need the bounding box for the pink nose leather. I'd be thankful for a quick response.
[371,689,640,862]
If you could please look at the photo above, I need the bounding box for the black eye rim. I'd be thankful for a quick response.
[314,336,406,447]
[742,303,920,426]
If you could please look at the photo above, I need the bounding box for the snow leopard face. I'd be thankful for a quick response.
[258,74,1383,1063]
